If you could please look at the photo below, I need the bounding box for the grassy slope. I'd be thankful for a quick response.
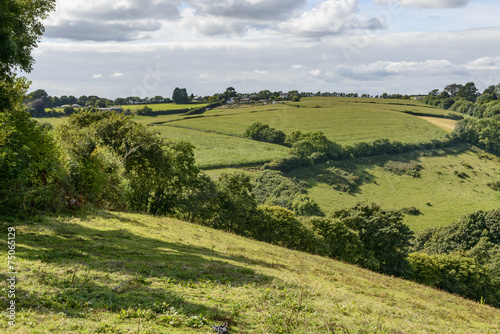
[287,144,500,231]
[2,212,499,333]
[153,125,290,168]
[164,98,448,145]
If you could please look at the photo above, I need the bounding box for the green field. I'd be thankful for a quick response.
[286,144,500,231]
[153,125,289,168]
[153,98,449,145]
[3,212,498,333]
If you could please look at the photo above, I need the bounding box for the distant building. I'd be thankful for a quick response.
[97,107,123,112]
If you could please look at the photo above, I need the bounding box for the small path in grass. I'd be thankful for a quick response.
[418,116,457,133]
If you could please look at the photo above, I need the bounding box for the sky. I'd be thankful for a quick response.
[25,0,500,99]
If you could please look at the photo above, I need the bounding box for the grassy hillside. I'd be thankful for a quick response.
[2,212,499,333]
[284,144,500,231]
[153,125,289,168]
[160,98,448,146]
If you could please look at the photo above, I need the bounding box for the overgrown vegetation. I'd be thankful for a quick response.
[411,208,500,307]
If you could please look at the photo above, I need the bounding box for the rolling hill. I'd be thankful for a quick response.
[2,212,499,333]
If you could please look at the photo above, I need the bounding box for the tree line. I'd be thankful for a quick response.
[423,82,500,119]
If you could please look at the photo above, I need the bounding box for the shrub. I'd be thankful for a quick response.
[254,205,318,252]
[408,252,498,306]
[332,203,413,276]
[243,122,286,145]
[58,110,201,214]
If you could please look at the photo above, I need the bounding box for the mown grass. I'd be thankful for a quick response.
[288,144,500,231]
[153,125,289,168]
[2,212,499,333]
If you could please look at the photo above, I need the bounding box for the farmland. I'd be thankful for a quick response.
[36,97,500,231]
[147,97,449,145]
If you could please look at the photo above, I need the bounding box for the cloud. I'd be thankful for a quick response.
[254,70,268,74]
[465,57,500,71]
[45,19,162,42]
[111,72,125,77]
[45,0,181,41]
[280,0,385,37]
[92,74,104,79]
[337,59,455,79]
[189,0,306,21]
[374,0,470,9]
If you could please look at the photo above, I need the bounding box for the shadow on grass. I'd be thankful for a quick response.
[286,144,473,198]
[14,214,274,320]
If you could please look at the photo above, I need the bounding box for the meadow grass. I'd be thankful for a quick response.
[287,144,500,231]
[163,97,448,145]
[153,125,289,168]
[2,211,499,333]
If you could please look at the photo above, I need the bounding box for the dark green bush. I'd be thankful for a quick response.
[243,122,286,145]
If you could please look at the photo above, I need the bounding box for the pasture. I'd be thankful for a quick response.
[153,125,289,168]
[286,144,500,231]
[4,211,499,333]
[157,97,449,145]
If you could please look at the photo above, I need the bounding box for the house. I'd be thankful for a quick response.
[97,107,123,112]
[279,92,289,99]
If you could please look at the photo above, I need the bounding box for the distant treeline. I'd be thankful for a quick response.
[422,82,500,119]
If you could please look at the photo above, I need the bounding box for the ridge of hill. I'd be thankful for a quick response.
[3,212,499,333]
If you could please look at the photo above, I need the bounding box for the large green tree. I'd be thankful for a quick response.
[0,0,60,216]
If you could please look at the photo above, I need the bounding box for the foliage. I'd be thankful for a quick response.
[408,252,498,305]
[412,208,500,255]
[0,79,65,216]
[253,205,319,252]
[308,217,364,262]
[411,208,500,306]
[454,117,500,155]
[57,111,200,213]
[243,122,286,145]
[331,203,414,276]
[209,172,258,236]
[172,87,189,104]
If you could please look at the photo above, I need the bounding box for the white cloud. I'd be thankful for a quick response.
[337,59,455,79]
[465,57,500,71]
[111,72,125,77]
[281,0,359,37]
[374,0,470,9]
[92,74,104,79]
[254,70,268,74]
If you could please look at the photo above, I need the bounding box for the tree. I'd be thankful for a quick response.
[0,0,55,110]
[172,87,189,104]
[457,82,479,102]
[444,83,463,98]
[332,203,414,276]
[0,0,61,216]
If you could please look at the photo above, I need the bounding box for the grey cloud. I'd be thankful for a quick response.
[188,0,306,21]
[45,20,162,42]
[45,0,181,41]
